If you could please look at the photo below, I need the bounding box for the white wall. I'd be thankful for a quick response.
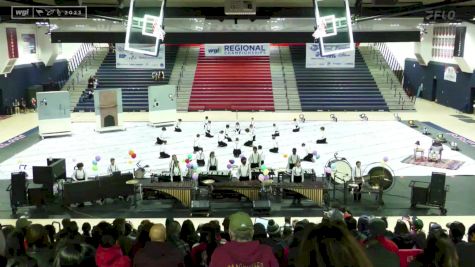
[385,42,416,68]
[460,22,475,72]
[57,43,83,61]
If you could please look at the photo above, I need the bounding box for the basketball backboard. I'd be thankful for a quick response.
[124,0,165,56]
[313,0,354,56]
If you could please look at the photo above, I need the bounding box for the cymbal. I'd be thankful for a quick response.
[202,179,215,185]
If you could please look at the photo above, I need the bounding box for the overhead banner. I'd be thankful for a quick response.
[115,43,165,69]
[444,66,457,82]
[6,28,19,59]
[306,43,355,68]
[205,43,270,56]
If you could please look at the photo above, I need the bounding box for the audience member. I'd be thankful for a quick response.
[364,219,399,267]
[133,224,184,267]
[409,230,458,267]
[345,216,367,243]
[210,212,278,267]
[166,221,190,259]
[392,219,416,249]
[53,242,96,267]
[25,224,54,267]
[447,221,475,267]
[179,219,199,249]
[297,222,373,267]
[94,222,130,267]
[411,218,427,249]
[365,218,398,253]
[5,230,38,266]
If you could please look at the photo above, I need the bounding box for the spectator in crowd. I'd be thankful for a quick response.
[25,224,54,267]
[20,98,27,113]
[411,218,427,249]
[13,99,20,114]
[345,216,367,243]
[210,212,278,267]
[357,215,371,238]
[365,218,400,267]
[392,219,416,249]
[53,242,96,267]
[133,223,184,267]
[409,230,458,267]
[5,230,38,266]
[31,97,37,111]
[221,217,231,242]
[191,222,221,267]
[264,219,286,266]
[297,222,373,267]
[94,222,130,267]
[130,220,153,259]
[179,219,199,250]
[365,218,398,254]
[81,223,94,247]
[167,221,190,259]
[380,216,394,239]
[447,221,475,267]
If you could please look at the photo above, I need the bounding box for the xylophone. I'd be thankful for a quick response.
[274,181,325,206]
[140,180,194,207]
[212,181,262,201]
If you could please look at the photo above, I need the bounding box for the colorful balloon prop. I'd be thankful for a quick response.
[128,160,133,165]
[324,167,332,174]
[92,165,98,171]
[186,163,192,169]
[226,164,232,169]
[95,155,101,162]
[264,175,270,181]
[258,174,265,182]
[239,154,245,159]
[383,156,389,162]
[260,165,267,171]
[131,153,137,159]
[263,169,269,176]
[128,150,134,156]
[187,154,193,160]
[315,154,320,159]
[283,154,288,158]
[185,159,191,164]
[192,173,199,181]
[312,150,318,156]
[229,159,235,164]
[92,160,97,165]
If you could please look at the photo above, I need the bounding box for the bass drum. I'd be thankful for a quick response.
[364,163,395,192]
[326,158,352,184]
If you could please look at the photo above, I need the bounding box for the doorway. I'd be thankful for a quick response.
[470,87,475,114]
[431,77,437,102]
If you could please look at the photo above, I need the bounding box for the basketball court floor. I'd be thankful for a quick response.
[1,99,475,218]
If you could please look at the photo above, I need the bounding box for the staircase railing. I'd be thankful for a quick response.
[370,43,403,84]
[278,46,290,110]
[176,47,191,98]
[66,44,102,92]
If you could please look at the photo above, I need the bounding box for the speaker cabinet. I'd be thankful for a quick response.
[253,200,271,215]
[429,172,446,205]
[10,172,27,206]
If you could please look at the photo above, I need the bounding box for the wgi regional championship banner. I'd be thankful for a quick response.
[115,43,165,69]
[6,28,19,59]
[205,43,270,57]
[306,43,354,68]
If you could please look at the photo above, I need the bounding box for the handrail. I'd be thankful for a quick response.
[278,46,290,110]
[371,43,403,84]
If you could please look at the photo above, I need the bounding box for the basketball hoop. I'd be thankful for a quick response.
[313,15,337,40]
[312,18,327,39]
[142,15,165,41]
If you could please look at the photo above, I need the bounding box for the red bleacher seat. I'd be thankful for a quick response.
[189,47,274,111]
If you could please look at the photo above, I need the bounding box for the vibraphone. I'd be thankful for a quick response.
[140,180,194,207]
[277,169,317,182]
[212,181,262,201]
[275,181,325,206]
[199,171,231,184]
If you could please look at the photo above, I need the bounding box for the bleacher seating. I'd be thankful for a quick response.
[289,45,389,111]
[188,47,274,111]
[74,46,178,112]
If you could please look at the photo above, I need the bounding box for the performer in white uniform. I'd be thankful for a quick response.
[72,163,87,181]
[205,121,214,138]
[287,148,300,171]
[169,155,183,182]
[249,146,261,169]
[237,157,252,181]
[292,118,300,132]
[302,143,314,162]
[203,116,209,129]
[107,158,119,174]
[316,127,327,144]
[243,128,253,147]
[193,134,202,153]
[224,125,232,142]
[196,149,205,167]
[218,131,227,147]
[353,161,363,201]
[155,127,168,145]
[208,151,218,171]
[272,123,280,137]
[269,135,279,153]
[159,142,170,159]
[258,145,265,165]
[174,119,182,132]
[250,124,256,141]
[235,122,241,135]
[233,138,242,158]
[291,161,305,204]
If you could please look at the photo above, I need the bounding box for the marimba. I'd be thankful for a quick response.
[140,180,194,207]
[212,181,262,201]
[274,181,325,206]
